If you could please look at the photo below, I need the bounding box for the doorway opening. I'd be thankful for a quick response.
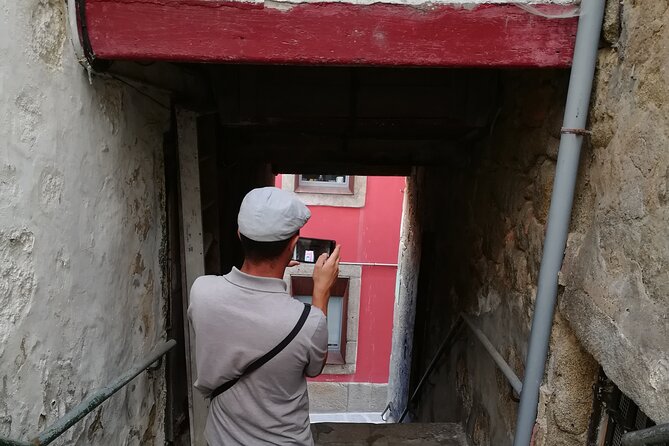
[166,63,574,445]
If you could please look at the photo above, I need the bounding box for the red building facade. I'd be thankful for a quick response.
[278,174,405,414]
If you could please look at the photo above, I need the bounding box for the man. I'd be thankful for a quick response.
[188,187,341,445]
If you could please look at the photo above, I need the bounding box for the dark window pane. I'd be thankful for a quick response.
[299,174,348,185]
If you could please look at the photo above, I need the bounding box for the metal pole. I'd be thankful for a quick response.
[513,1,606,445]
[398,317,464,423]
[339,262,398,267]
[32,339,176,445]
[0,437,31,446]
[0,340,176,446]
[621,423,669,446]
[32,340,175,445]
[461,315,522,394]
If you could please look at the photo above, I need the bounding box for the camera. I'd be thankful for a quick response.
[292,237,336,263]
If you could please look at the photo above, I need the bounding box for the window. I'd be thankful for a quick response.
[285,264,360,375]
[291,276,349,364]
[280,175,367,208]
[593,370,667,446]
[294,174,355,195]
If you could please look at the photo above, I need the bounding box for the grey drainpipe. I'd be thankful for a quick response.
[512,1,606,445]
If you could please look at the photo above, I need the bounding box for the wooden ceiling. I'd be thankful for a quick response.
[210,65,502,173]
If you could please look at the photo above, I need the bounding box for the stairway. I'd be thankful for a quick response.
[312,423,470,446]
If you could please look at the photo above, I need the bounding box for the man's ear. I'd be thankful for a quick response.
[289,233,300,252]
[237,230,241,240]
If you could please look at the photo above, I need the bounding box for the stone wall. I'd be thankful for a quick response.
[410,70,599,445]
[0,0,170,444]
[410,2,669,442]
[560,0,669,423]
[308,382,388,415]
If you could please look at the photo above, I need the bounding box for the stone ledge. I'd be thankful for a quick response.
[308,382,388,413]
[323,363,356,375]
[311,422,470,445]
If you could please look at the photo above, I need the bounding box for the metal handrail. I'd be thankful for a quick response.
[461,315,523,394]
[0,339,176,446]
[398,317,464,422]
[621,423,669,446]
[397,313,522,423]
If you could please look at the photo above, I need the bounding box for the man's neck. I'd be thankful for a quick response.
[240,260,286,280]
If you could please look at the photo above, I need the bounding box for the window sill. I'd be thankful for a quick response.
[295,185,354,196]
[322,363,356,375]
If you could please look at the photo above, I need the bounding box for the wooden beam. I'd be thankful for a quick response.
[83,1,577,67]
[105,61,213,110]
[224,131,470,171]
[176,109,208,446]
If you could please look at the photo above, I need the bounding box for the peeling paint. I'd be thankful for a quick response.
[237,0,576,6]
[0,165,19,209]
[38,167,63,209]
[29,0,66,69]
[13,91,42,147]
[0,230,36,346]
[263,0,295,11]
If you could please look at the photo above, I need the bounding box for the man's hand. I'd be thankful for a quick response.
[311,245,341,316]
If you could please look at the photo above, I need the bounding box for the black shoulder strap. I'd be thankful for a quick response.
[209,302,312,400]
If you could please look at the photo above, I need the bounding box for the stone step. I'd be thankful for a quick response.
[312,422,470,446]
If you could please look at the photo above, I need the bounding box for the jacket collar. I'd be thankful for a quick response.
[224,267,288,294]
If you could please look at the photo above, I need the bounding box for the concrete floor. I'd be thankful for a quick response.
[311,423,470,445]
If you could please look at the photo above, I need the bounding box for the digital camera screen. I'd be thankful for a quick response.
[293,237,336,263]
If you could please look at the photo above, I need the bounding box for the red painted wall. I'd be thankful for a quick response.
[276,176,405,383]
[85,1,578,68]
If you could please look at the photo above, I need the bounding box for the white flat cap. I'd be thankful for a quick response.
[238,187,311,242]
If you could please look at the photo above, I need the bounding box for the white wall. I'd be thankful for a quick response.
[0,0,170,443]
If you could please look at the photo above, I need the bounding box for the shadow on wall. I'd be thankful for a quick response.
[408,70,600,446]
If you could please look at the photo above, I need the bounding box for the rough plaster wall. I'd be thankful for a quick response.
[387,172,422,421]
[560,0,669,423]
[0,0,170,443]
[412,71,598,446]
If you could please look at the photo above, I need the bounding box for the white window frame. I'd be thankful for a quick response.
[280,174,367,208]
[295,174,355,195]
[284,263,362,375]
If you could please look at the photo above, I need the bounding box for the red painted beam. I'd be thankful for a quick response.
[84,0,578,67]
